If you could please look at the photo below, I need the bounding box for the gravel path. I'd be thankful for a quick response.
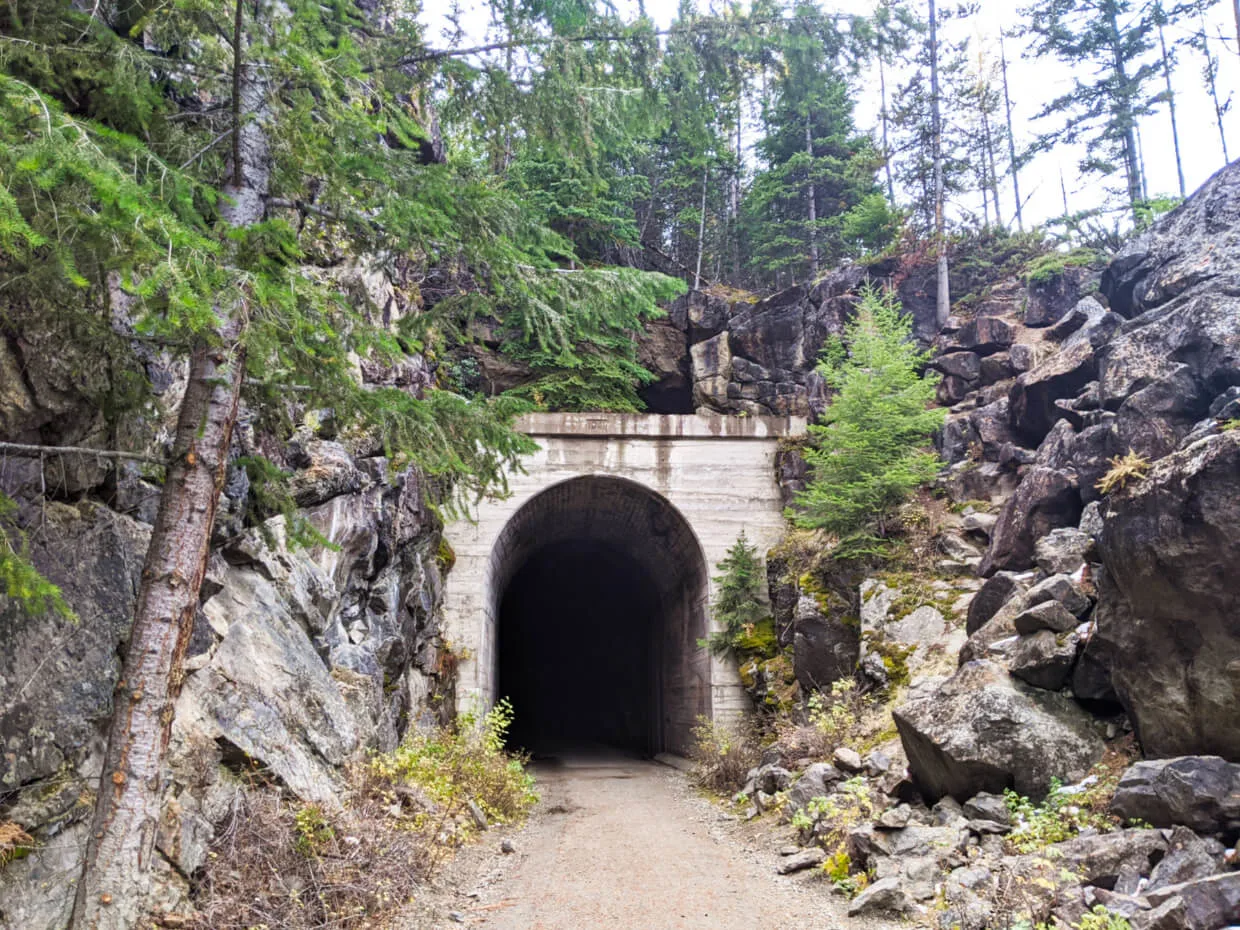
[397,752,903,930]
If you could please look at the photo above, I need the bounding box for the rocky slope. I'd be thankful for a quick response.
[727,163,1240,929]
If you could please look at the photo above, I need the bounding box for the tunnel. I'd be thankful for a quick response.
[488,476,711,757]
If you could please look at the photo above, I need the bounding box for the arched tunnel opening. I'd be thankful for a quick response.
[489,476,711,757]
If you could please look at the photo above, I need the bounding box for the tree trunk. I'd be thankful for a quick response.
[1204,22,1231,163]
[71,345,244,930]
[929,0,950,328]
[805,113,819,279]
[1000,32,1024,230]
[694,163,708,290]
[1157,19,1186,198]
[1108,9,1143,221]
[71,1,267,924]
[879,54,896,203]
[983,109,1003,227]
[1233,0,1240,55]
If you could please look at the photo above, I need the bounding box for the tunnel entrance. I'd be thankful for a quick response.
[488,476,710,756]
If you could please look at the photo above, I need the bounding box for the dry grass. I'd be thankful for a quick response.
[192,776,432,930]
[1096,451,1151,495]
[0,822,33,867]
[689,716,762,795]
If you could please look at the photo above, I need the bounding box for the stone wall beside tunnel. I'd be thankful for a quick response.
[441,413,802,756]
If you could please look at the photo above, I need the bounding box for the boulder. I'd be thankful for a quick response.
[792,595,860,692]
[979,467,1082,575]
[1143,872,1240,930]
[962,792,1011,825]
[1146,827,1227,892]
[966,572,1027,635]
[1034,527,1094,575]
[848,877,915,916]
[690,331,732,410]
[956,317,1015,355]
[1010,630,1079,691]
[1024,573,1092,617]
[1026,265,1097,328]
[1110,757,1240,837]
[784,762,844,816]
[1009,317,1100,444]
[1094,431,1240,759]
[776,848,826,874]
[934,351,983,381]
[0,503,150,791]
[1013,600,1080,636]
[894,661,1104,802]
[1043,829,1169,888]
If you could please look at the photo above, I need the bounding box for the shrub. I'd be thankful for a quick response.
[699,531,775,658]
[791,287,945,547]
[370,698,537,825]
[193,703,537,929]
[1095,451,1151,496]
[1004,778,1119,854]
[1023,247,1099,285]
[689,715,761,795]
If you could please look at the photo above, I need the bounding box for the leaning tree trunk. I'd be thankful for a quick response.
[1000,32,1023,231]
[71,1,268,925]
[1157,20,1186,198]
[929,0,950,329]
[70,344,244,930]
[805,113,819,279]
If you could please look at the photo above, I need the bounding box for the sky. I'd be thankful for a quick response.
[418,0,1240,230]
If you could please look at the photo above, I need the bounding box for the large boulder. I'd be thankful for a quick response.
[978,466,1082,575]
[1110,757,1240,837]
[894,660,1104,802]
[1094,431,1240,759]
[0,502,150,790]
[792,595,860,691]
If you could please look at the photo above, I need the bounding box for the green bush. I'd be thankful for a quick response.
[791,287,944,546]
[369,698,537,825]
[1004,779,1117,854]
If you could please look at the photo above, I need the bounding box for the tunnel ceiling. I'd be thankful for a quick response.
[487,476,709,612]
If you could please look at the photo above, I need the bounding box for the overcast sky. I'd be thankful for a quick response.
[419,0,1240,230]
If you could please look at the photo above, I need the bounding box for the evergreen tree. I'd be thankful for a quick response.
[792,287,945,543]
[700,531,772,658]
[742,3,884,287]
[1020,0,1216,221]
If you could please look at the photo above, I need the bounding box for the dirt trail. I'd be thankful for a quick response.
[399,752,901,930]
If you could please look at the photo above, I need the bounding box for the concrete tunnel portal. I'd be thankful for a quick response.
[490,476,711,757]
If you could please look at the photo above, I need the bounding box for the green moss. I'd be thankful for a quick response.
[734,618,778,657]
[1024,247,1099,285]
[436,537,456,573]
[862,631,914,688]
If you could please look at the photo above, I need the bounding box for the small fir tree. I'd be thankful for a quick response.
[792,287,945,544]
[701,531,772,657]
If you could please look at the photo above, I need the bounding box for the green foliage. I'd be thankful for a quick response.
[1074,906,1133,930]
[292,804,335,857]
[0,493,72,621]
[1004,779,1118,854]
[699,531,774,658]
[369,699,537,826]
[689,715,760,795]
[839,193,904,257]
[806,679,865,749]
[1024,247,1100,285]
[792,287,944,542]
[1134,195,1183,229]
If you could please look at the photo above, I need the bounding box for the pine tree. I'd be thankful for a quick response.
[741,3,884,287]
[792,287,945,543]
[700,531,772,658]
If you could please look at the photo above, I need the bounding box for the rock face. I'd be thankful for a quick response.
[894,661,1104,802]
[1094,431,1240,760]
[1110,757,1240,837]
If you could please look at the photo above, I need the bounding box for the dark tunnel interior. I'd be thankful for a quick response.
[498,540,661,756]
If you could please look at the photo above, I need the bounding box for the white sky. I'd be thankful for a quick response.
[420,0,1240,230]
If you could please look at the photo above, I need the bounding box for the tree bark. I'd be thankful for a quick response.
[70,344,244,930]
[1233,0,1240,56]
[1108,8,1143,221]
[929,0,950,329]
[999,32,1023,230]
[982,108,1003,228]
[694,163,709,291]
[1203,22,1231,163]
[71,0,267,924]
[1157,19,1186,198]
[879,54,896,203]
[805,113,819,279]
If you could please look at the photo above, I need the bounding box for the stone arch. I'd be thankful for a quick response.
[483,475,711,755]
